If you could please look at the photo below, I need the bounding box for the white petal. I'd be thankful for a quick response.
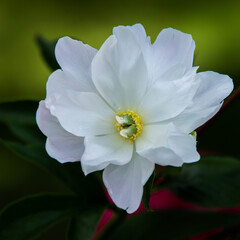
[92,27,148,111]
[55,36,97,92]
[36,101,84,163]
[103,153,154,213]
[45,69,92,107]
[137,124,200,166]
[127,24,148,46]
[152,28,195,80]
[49,91,115,137]
[136,124,183,166]
[168,129,200,163]
[140,147,184,167]
[124,26,194,86]
[136,123,171,152]
[127,24,151,57]
[81,133,133,175]
[173,71,234,133]
[138,67,200,123]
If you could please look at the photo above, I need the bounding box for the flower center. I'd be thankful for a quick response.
[115,110,143,144]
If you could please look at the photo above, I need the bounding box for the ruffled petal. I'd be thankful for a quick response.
[92,26,148,111]
[137,124,200,166]
[138,67,200,123]
[173,71,234,133]
[127,24,148,46]
[49,91,115,137]
[103,152,154,213]
[45,69,90,107]
[127,24,151,56]
[36,101,84,163]
[151,28,195,81]
[55,36,97,92]
[81,133,133,175]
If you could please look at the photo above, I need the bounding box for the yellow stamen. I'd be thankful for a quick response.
[115,110,143,144]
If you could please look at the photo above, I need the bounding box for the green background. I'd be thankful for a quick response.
[0,0,240,239]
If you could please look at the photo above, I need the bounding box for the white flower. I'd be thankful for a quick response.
[36,24,233,213]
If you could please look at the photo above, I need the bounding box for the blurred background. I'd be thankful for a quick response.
[0,0,239,239]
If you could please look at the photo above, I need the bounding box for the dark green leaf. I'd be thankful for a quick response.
[142,170,155,210]
[0,101,42,143]
[67,207,104,240]
[0,101,106,202]
[0,194,83,240]
[36,36,60,71]
[107,210,240,240]
[167,156,240,207]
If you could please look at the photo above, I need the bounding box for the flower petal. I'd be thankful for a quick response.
[81,133,133,175]
[127,24,151,56]
[140,147,184,167]
[137,124,200,166]
[127,24,148,45]
[125,25,193,86]
[138,67,200,123]
[45,69,92,107]
[103,152,154,213]
[136,123,171,152]
[55,36,97,92]
[49,91,115,137]
[36,101,84,163]
[173,71,234,133]
[169,130,200,163]
[152,28,195,80]
[92,27,148,111]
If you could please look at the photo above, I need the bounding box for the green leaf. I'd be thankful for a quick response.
[0,101,42,143]
[67,207,104,240]
[107,210,240,240]
[142,170,155,210]
[36,36,60,71]
[167,156,240,207]
[0,194,84,240]
[0,101,106,202]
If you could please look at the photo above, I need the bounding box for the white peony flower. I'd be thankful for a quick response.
[36,24,233,213]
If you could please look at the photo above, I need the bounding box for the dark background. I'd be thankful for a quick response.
[0,0,239,239]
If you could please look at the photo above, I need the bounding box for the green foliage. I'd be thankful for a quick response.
[0,194,105,240]
[0,101,107,239]
[107,210,240,240]
[0,101,106,201]
[67,208,104,240]
[167,156,240,207]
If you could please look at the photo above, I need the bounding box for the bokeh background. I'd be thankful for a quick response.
[0,0,240,239]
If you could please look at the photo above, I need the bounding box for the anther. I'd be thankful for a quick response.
[115,110,143,144]
[120,125,137,138]
[116,114,134,126]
